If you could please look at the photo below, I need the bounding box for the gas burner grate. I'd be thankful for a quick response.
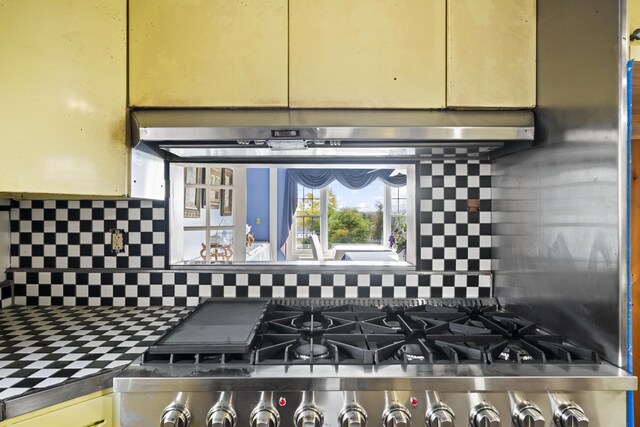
[264,311,360,335]
[139,298,601,367]
[254,334,373,365]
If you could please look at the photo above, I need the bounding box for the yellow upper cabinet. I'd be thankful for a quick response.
[447,0,536,108]
[129,0,288,107]
[289,0,446,109]
[0,0,127,197]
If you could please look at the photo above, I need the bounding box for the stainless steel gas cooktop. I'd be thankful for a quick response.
[114,298,635,427]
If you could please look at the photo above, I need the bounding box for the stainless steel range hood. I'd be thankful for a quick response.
[130,109,534,199]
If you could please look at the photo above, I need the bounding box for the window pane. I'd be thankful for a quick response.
[210,168,222,185]
[185,167,196,185]
[398,198,407,215]
[184,167,200,185]
[209,229,234,262]
[210,189,233,226]
[390,198,398,216]
[296,217,310,249]
[221,168,234,185]
[302,198,313,214]
[185,167,206,185]
[398,185,407,198]
[309,217,319,236]
[218,189,233,219]
[183,187,206,226]
[182,229,207,263]
[295,217,304,249]
[326,180,383,247]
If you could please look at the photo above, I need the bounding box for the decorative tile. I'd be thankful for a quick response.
[10,270,492,305]
[10,200,165,270]
[420,160,491,271]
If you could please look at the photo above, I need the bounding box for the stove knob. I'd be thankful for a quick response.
[161,403,191,427]
[470,402,500,427]
[513,402,544,427]
[250,403,280,427]
[554,402,589,427]
[339,404,367,427]
[207,403,237,427]
[295,403,324,427]
[382,404,411,427]
[425,405,455,427]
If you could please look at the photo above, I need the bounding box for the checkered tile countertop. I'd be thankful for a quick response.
[0,305,192,401]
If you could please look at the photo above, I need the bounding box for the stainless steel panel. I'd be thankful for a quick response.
[113,363,636,393]
[159,145,500,161]
[493,0,628,367]
[131,109,534,143]
[117,389,627,427]
[130,141,165,200]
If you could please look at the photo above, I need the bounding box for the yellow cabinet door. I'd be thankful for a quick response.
[2,394,112,427]
[289,0,446,109]
[447,0,536,108]
[0,0,128,197]
[129,0,288,107]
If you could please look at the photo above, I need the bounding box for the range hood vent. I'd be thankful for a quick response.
[130,109,534,199]
[132,109,533,158]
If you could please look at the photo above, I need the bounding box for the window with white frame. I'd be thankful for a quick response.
[290,168,412,259]
[169,164,415,265]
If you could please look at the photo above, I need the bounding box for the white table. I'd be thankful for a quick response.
[332,244,395,261]
[246,241,272,261]
[341,251,399,262]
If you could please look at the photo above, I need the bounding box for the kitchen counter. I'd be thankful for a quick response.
[0,305,192,420]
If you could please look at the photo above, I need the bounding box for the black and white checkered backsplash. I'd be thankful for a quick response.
[419,161,491,271]
[10,200,165,269]
[6,160,492,305]
[9,271,492,306]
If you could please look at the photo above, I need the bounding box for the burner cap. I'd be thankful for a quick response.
[294,343,330,360]
[302,320,323,330]
[291,315,332,331]
[400,343,425,361]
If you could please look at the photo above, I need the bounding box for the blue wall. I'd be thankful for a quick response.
[246,168,270,241]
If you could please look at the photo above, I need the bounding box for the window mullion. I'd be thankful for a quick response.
[232,166,247,262]
[320,188,328,252]
[205,168,211,263]
[384,185,392,247]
